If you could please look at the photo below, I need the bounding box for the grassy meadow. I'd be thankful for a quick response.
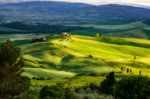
[1,34,150,88]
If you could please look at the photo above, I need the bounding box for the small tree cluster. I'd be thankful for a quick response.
[100,72,150,99]
[115,76,150,99]
[30,37,47,43]
[120,67,133,74]
[39,85,77,99]
[62,32,71,40]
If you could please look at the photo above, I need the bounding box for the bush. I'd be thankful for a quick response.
[39,85,77,99]
[36,77,46,80]
[13,89,39,99]
[100,72,150,99]
[115,76,150,99]
[88,55,93,58]
[89,83,99,90]
[77,93,114,99]
[32,77,36,79]
[39,85,65,99]
[64,88,77,99]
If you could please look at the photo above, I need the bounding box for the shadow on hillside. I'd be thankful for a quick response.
[98,36,150,48]
[60,55,109,74]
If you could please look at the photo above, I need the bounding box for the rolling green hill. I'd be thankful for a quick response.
[71,21,150,38]
[1,21,150,39]
[1,34,150,87]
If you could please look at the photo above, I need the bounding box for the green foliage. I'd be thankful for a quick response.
[12,89,39,99]
[9,76,30,96]
[76,93,114,99]
[100,73,150,99]
[100,72,116,95]
[0,40,30,98]
[64,88,77,99]
[89,83,99,90]
[39,85,77,99]
[0,22,87,34]
[115,76,150,99]
[39,85,65,99]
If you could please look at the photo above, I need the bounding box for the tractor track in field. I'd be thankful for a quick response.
[98,58,118,69]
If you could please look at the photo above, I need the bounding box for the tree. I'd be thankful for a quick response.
[88,54,93,59]
[100,72,116,95]
[121,67,124,71]
[115,76,150,99]
[139,70,142,76]
[0,40,30,99]
[127,68,129,73]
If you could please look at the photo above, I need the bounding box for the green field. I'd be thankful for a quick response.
[1,34,150,88]
[71,21,150,39]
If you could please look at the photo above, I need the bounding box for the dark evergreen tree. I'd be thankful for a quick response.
[127,68,129,73]
[100,72,116,95]
[0,40,30,99]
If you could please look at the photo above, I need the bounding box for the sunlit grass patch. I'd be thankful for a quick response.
[22,68,76,79]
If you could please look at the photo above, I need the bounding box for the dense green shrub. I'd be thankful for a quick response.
[64,88,77,99]
[39,85,65,99]
[100,72,150,99]
[13,89,39,99]
[115,76,150,99]
[89,83,99,90]
[39,85,77,99]
[77,93,114,99]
